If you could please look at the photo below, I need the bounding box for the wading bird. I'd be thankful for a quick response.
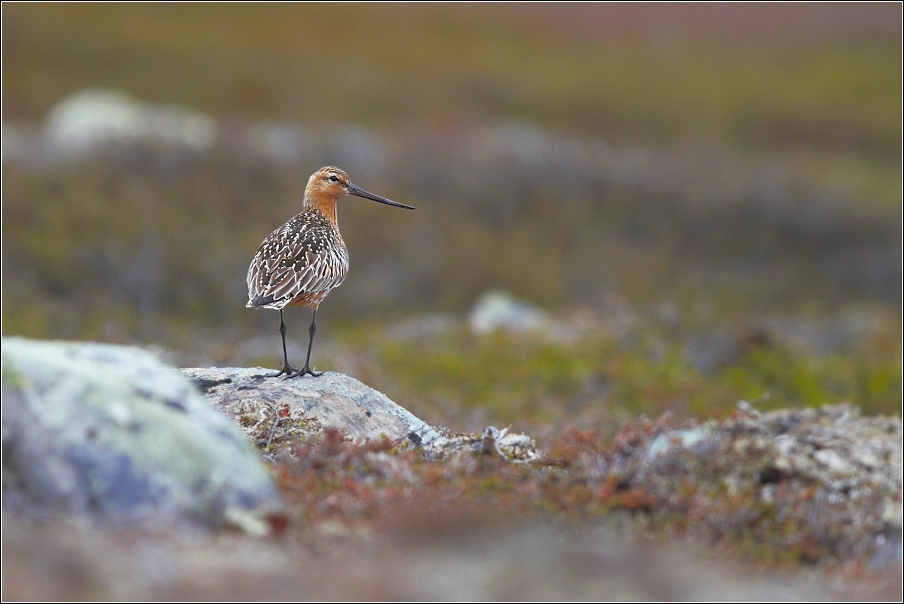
[247,166,414,377]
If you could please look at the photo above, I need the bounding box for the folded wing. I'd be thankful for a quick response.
[246,211,349,310]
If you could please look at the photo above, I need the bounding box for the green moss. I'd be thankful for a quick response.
[337,321,901,431]
[717,346,902,416]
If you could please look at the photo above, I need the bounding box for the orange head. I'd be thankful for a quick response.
[303,166,414,211]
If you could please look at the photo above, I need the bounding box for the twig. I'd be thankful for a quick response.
[265,409,281,450]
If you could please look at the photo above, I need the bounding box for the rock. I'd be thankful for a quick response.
[423,426,542,463]
[813,449,855,476]
[181,367,442,453]
[182,368,543,466]
[602,402,903,565]
[1,337,280,532]
[469,289,550,335]
[246,120,311,163]
[43,89,216,155]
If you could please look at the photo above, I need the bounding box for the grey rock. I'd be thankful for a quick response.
[609,403,903,565]
[423,426,542,463]
[246,120,312,163]
[469,289,550,335]
[182,367,442,450]
[43,89,216,155]
[1,337,280,532]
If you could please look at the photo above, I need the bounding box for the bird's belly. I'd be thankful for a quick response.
[286,290,330,309]
[285,259,348,309]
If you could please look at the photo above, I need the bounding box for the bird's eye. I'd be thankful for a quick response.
[329,175,339,182]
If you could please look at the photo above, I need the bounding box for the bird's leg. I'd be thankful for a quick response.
[293,309,324,378]
[271,309,299,377]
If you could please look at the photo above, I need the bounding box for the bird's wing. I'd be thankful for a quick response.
[247,217,348,309]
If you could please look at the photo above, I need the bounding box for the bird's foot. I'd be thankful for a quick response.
[290,364,324,378]
[270,363,300,378]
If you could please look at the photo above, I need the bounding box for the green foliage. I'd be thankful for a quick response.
[342,322,901,432]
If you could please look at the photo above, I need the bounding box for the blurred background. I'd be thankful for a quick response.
[3,3,901,432]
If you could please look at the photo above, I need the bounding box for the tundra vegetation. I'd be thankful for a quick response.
[1,4,901,599]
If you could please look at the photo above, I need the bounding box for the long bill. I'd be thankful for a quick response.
[348,183,415,210]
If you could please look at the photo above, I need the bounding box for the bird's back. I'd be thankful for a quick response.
[247,210,349,310]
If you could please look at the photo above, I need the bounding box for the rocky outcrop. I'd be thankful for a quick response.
[1,337,280,533]
[0,336,536,531]
[181,367,547,463]
[596,403,903,565]
[182,367,442,454]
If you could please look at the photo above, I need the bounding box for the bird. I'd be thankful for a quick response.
[247,166,414,378]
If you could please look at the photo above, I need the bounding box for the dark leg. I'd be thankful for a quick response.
[292,309,324,378]
[270,309,299,377]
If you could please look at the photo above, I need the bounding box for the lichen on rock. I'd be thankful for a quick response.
[422,426,542,463]
[596,402,902,565]
[1,337,280,532]
[182,367,442,455]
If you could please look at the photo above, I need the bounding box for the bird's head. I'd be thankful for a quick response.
[305,166,414,210]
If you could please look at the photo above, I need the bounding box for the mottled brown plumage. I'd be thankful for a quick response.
[247,166,414,378]
[247,208,349,311]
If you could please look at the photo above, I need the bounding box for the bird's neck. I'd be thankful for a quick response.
[304,195,340,229]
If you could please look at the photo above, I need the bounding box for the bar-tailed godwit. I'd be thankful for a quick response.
[247,166,414,377]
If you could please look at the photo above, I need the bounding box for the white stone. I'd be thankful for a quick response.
[43,89,216,155]
[814,449,855,476]
[469,289,550,335]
